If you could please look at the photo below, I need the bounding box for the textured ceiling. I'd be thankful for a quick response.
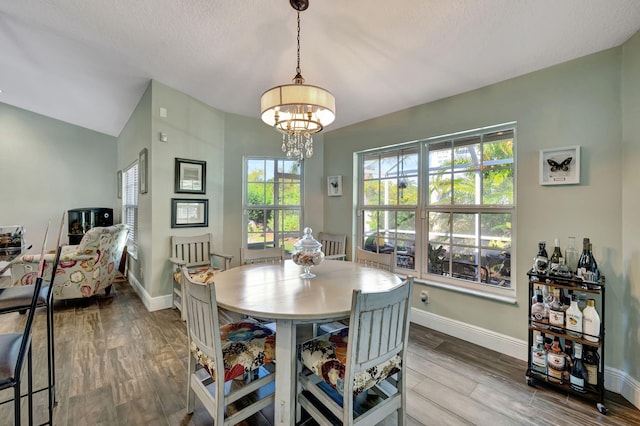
[1,0,640,137]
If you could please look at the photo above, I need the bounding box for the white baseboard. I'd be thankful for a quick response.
[410,307,640,410]
[126,273,173,312]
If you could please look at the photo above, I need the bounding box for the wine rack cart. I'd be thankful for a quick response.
[525,271,607,414]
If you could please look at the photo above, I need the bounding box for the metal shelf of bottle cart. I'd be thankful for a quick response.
[526,272,606,414]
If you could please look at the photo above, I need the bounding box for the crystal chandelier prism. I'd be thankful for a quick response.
[260,0,335,161]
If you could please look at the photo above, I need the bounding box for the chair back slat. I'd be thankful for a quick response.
[182,266,224,379]
[318,232,346,260]
[240,247,284,264]
[350,277,412,369]
[172,234,213,268]
[355,247,396,272]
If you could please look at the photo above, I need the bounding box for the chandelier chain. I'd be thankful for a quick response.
[296,10,301,76]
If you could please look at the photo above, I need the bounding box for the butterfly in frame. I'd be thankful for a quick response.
[547,157,572,172]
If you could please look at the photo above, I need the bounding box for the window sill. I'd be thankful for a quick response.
[127,245,138,261]
[411,276,517,305]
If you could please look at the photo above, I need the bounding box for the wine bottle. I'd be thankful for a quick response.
[547,337,565,384]
[587,243,600,281]
[565,294,583,338]
[583,299,601,343]
[533,241,549,274]
[570,343,588,393]
[563,339,573,384]
[550,238,563,270]
[565,236,579,273]
[530,334,547,378]
[576,237,590,278]
[548,287,565,333]
[584,345,600,387]
[531,293,549,329]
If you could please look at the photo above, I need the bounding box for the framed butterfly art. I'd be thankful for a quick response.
[539,145,581,185]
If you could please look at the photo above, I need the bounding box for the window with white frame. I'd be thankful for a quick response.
[244,158,303,255]
[122,162,139,250]
[358,124,515,293]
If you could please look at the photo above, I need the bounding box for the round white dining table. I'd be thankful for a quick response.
[214,259,402,425]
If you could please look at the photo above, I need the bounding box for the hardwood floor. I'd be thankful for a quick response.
[0,280,638,425]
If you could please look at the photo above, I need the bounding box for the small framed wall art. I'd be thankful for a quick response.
[327,175,343,196]
[139,148,148,194]
[175,158,206,194]
[171,198,208,228]
[539,145,580,186]
[116,170,122,199]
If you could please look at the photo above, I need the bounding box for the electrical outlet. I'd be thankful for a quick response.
[420,290,429,304]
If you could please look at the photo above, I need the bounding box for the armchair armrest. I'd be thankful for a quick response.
[168,257,187,268]
[210,252,233,271]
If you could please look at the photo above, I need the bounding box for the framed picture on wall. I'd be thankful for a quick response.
[139,148,148,194]
[175,158,206,194]
[116,170,122,199]
[539,145,581,185]
[327,175,343,196]
[171,198,208,228]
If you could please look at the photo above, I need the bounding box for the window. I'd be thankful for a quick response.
[122,162,139,250]
[358,124,515,294]
[244,158,303,255]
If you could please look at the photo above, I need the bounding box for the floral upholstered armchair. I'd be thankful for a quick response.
[11,224,129,300]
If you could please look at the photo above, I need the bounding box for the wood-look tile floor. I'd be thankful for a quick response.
[0,281,638,425]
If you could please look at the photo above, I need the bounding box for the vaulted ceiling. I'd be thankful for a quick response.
[1,0,639,137]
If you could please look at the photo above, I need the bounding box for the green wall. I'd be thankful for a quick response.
[324,48,628,371]
[622,31,640,384]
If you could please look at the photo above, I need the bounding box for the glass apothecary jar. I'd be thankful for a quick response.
[292,227,324,278]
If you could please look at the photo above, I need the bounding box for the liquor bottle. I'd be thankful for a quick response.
[583,299,601,343]
[570,343,588,393]
[563,339,573,384]
[530,334,547,378]
[565,236,579,274]
[584,346,600,387]
[577,291,587,312]
[550,257,572,278]
[547,337,565,384]
[563,290,571,313]
[565,295,583,338]
[586,243,600,281]
[576,238,590,278]
[531,293,549,329]
[548,287,565,333]
[549,238,563,270]
[533,241,549,274]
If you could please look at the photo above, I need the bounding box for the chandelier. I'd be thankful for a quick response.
[260,0,335,161]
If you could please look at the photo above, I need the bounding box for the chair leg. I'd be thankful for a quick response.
[14,381,20,426]
[186,355,195,414]
[28,345,33,426]
[47,301,56,424]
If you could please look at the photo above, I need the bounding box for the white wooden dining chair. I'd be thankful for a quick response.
[240,246,284,264]
[298,276,414,425]
[355,247,396,272]
[169,233,233,320]
[318,232,347,260]
[182,266,276,425]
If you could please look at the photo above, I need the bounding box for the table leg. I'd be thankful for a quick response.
[274,319,296,426]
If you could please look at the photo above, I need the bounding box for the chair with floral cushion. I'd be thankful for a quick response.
[297,276,413,425]
[10,224,129,301]
[181,265,276,425]
[169,234,233,320]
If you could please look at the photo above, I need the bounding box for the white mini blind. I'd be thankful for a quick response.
[123,163,139,246]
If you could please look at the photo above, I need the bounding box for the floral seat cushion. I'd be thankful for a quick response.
[173,266,219,285]
[190,319,276,382]
[300,328,401,396]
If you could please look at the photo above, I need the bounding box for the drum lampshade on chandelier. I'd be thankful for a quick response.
[260,0,335,161]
